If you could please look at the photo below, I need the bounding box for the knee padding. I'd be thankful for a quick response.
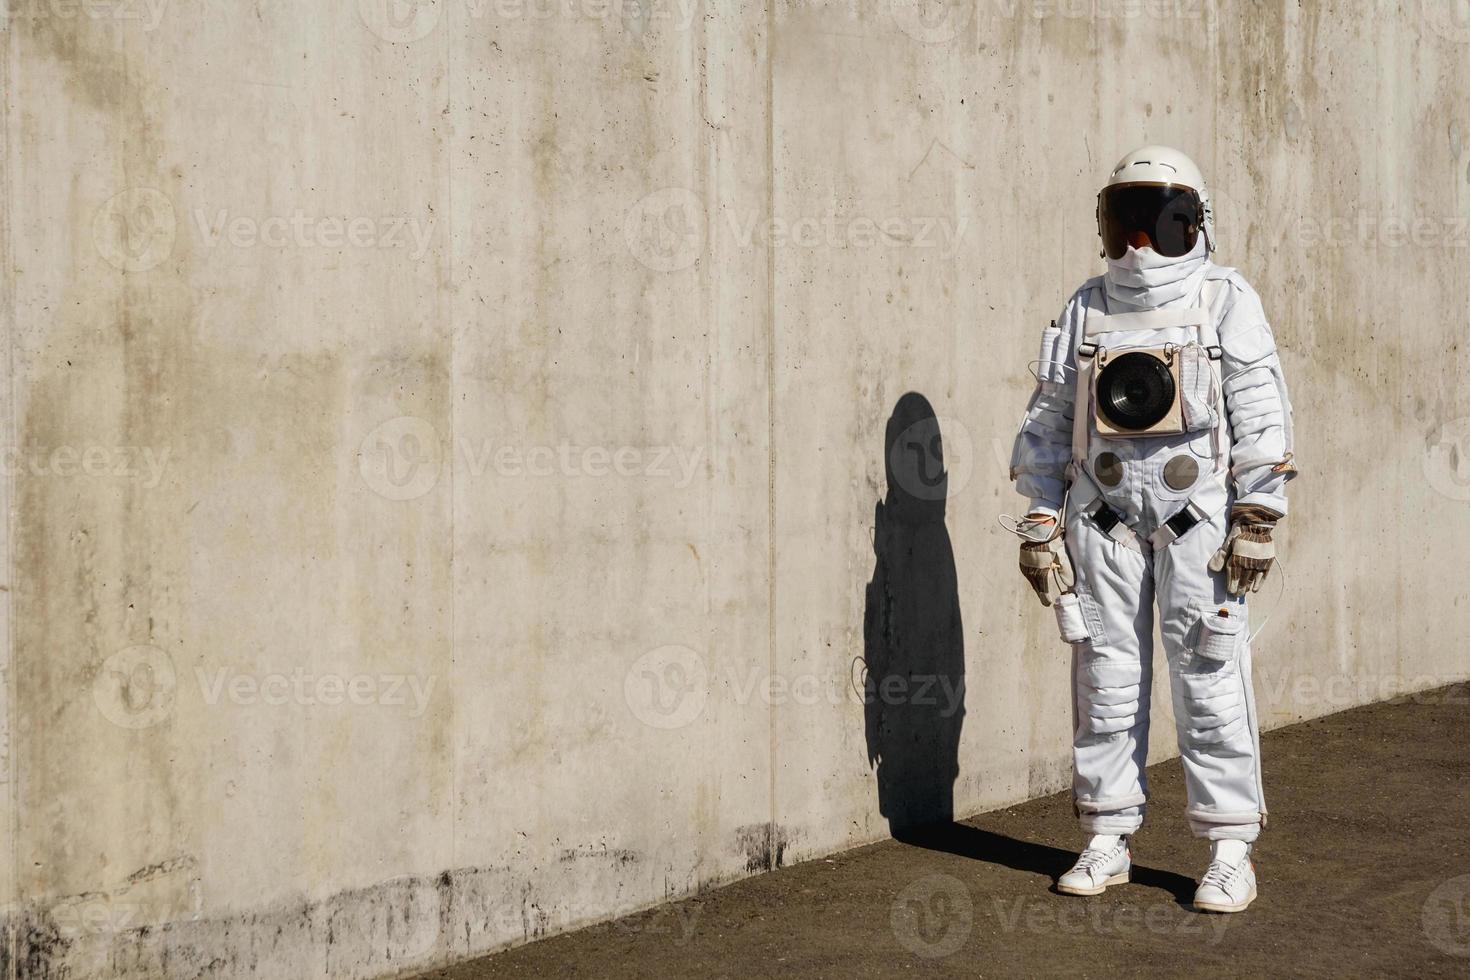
[1076,659,1143,737]
[1178,674,1248,746]
[1177,610,1249,747]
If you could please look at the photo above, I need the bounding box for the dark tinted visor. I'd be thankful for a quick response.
[1098,184,1202,260]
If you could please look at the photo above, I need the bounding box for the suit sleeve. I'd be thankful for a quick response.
[1216,277,1297,516]
[1009,293,1085,517]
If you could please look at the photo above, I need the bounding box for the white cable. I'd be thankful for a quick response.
[998,487,1069,542]
[998,511,1057,539]
[1027,358,1074,384]
[1248,553,1286,644]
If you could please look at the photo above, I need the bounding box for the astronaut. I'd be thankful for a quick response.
[1008,146,1296,913]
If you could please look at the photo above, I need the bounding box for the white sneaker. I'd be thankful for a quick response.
[1056,834,1131,896]
[1193,840,1257,913]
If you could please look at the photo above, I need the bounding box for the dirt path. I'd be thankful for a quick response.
[417,685,1470,978]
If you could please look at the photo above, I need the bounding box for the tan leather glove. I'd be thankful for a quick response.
[1210,505,1282,596]
[1018,515,1074,607]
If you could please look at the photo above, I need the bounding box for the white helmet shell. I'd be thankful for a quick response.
[1099,145,1215,252]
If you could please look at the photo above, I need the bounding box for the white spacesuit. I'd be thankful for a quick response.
[1009,146,1296,913]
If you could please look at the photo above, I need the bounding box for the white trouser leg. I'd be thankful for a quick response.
[1064,507,1154,836]
[1155,506,1266,841]
[1065,502,1266,841]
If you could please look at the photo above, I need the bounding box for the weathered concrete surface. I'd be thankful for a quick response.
[3,0,1469,977]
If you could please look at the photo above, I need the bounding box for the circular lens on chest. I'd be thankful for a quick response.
[1096,352,1175,431]
[1162,454,1199,490]
[1093,451,1124,487]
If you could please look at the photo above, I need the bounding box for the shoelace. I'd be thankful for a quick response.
[1200,859,1242,891]
[1072,843,1121,874]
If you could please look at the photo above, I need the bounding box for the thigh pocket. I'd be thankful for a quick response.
[1195,606,1245,663]
[1076,590,1107,645]
[1054,593,1090,643]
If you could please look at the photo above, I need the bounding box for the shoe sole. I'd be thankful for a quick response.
[1193,885,1257,913]
[1056,871,1129,897]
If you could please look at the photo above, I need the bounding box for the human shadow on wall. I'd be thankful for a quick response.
[862,393,965,836]
[859,395,1196,903]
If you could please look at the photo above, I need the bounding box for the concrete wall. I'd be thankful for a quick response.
[5,0,1469,976]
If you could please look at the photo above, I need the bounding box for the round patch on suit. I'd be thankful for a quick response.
[1093,451,1124,487]
[1162,454,1200,491]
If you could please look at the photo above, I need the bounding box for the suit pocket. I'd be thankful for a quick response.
[1195,606,1244,663]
